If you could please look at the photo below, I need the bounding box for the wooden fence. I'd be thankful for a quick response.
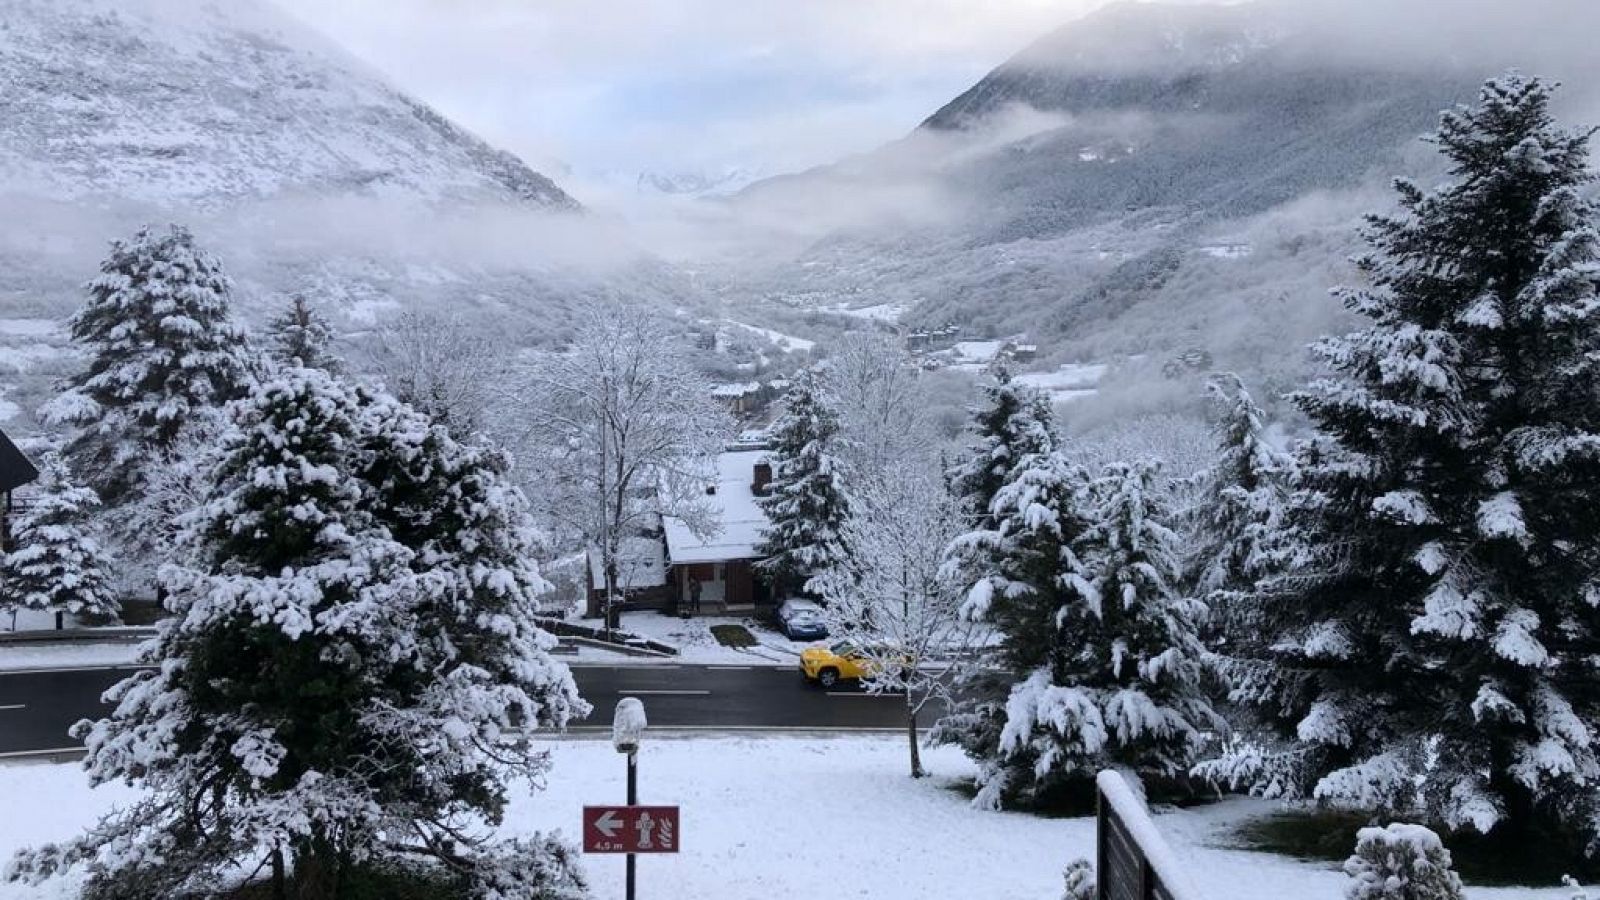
[1095,770,1205,900]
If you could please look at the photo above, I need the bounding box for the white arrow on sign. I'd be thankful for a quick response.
[593,810,623,839]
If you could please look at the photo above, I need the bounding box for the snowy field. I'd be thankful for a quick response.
[0,736,1572,900]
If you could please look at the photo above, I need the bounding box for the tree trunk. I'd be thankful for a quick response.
[271,844,287,900]
[292,838,338,900]
[908,705,924,778]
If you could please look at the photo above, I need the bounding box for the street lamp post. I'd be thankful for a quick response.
[613,697,647,900]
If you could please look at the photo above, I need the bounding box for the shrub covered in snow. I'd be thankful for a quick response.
[1343,824,1464,900]
[1061,857,1096,900]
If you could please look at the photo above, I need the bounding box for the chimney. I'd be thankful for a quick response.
[751,461,772,496]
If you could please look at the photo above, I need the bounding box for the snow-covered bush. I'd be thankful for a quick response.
[1343,824,1464,900]
[1061,857,1096,900]
[7,366,588,898]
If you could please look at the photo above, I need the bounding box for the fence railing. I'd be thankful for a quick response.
[1095,770,1206,900]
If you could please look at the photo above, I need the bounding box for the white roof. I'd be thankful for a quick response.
[952,340,1005,362]
[711,381,762,398]
[587,537,667,589]
[663,449,771,564]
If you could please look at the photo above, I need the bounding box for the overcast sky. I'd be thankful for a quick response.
[275,0,1120,187]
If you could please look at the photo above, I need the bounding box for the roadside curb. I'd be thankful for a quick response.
[0,627,156,646]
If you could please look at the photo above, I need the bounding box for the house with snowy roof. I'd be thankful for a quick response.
[581,447,777,618]
[660,447,774,612]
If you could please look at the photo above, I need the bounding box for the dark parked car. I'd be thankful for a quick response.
[778,598,829,641]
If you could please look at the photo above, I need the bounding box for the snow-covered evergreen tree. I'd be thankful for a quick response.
[948,366,1057,531]
[1343,824,1465,900]
[1181,373,1289,633]
[940,456,1221,809]
[935,450,1095,808]
[266,294,338,371]
[8,367,587,898]
[0,451,119,626]
[1197,75,1600,854]
[42,224,253,506]
[757,366,852,597]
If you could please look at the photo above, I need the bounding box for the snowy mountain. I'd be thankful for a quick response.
[0,0,575,208]
[0,0,694,434]
[718,0,1599,412]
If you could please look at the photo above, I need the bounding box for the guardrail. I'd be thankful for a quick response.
[1095,770,1206,900]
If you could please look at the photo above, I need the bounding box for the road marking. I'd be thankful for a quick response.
[0,704,25,711]
[623,690,711,696]
[707,666,751,671]
[0,746,82,759]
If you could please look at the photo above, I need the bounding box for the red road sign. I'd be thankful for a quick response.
[583,805,681,854]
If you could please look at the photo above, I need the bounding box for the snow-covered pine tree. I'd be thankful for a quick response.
[1196,75,1600,855]
[8,367,587,899]
[1181,373,1289,635]
[941,456,1220,809]
[934,367,1062,801]
[1074,461,1222,781]
[757,366,852,597]
[0,451,119,627]
[948,366,1058,531]
[935,450,1096,808]
[42,225,254,506]
[266,294,338,371]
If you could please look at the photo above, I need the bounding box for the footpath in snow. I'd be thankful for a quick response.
[0,736,1574,900]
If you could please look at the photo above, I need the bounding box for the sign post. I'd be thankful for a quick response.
[583,697,685,899]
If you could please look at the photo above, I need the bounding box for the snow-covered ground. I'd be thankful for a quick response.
[1015,361,1109,404]
[615,612,818,664]
[723,320,816,353]
[0,736,1571,900]
[830,302,908,322]
[0,640,144,672]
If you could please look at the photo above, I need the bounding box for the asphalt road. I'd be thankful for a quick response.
[0,663,942,757]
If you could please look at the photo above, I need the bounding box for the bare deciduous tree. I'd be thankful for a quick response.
[361,310,511,437]
[515,304,732,632]
[815,468,977,777]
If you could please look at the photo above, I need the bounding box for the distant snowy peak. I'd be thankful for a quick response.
[635,167,764,198]
[0,0,577,208]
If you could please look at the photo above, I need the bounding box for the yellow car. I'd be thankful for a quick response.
[799,641,886,688]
